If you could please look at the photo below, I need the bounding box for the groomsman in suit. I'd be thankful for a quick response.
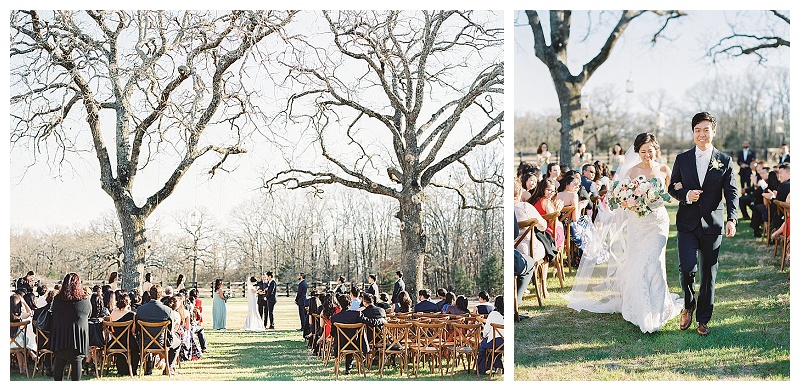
[365,274,379,297]
[256,274,269,327]
[264,271,277,329]
[414,289,438,313]
[669,112,738,336]
[334,276,348,295]
[295,273,308,332]
[331,294,386,375]
[778,144,790,164]
[391,270,405,304]
[737,140,756,189]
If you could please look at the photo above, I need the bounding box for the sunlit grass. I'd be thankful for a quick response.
[514,203,790,380]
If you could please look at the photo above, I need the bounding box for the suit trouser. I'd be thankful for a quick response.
[265,298,276,327]
[678,226,721,325]
[53,349,85,381]
[257,297,267,325]
[298,304,307,333]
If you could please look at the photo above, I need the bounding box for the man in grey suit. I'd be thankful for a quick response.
[137,284,179,375]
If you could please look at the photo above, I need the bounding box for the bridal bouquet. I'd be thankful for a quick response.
[608,176,671,217]
[222,289,234,300]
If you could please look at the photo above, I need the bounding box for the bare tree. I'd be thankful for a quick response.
[263,11,503,294]
[10,10,297,290]
[708,10,790,64]
[523,10,685,162]
[174,208,218,287]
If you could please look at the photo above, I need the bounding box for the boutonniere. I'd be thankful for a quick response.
[710,158,723,170]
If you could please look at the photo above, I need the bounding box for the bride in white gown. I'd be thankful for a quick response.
[242,277,265,332]
[564,133,682,333]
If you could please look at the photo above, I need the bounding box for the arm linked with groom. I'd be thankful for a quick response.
[668,111,738,336]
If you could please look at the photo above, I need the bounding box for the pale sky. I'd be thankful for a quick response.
[514,9,791,115]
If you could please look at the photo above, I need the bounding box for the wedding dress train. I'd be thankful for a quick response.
[242,284,265,332]
[564,177,682,333]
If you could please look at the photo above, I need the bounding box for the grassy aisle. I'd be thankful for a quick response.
[12,297,497,381]
[514,203,790,381]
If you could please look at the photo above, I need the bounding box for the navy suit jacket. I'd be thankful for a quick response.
[391,278,405,304]
[669,147,739,234]
[296,280,308,306]
[265,280,277,301]
[737,149,755,175]
[365,282,379,297]
[414,299,439,313]
[330,309,385,354]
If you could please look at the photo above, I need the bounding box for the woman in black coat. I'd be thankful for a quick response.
[49,272,91,381]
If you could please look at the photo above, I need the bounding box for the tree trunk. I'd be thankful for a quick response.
[399,195,425,298]
[555,79,586,166]
[116,202,148,292]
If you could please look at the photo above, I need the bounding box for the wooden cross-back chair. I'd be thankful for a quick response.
[763,197,774,243]
[487,323,505,378]
[101,320,135,378]
[32,326,54,378]
[10,319,32,378]
[559,205,577,273]
[333,322,367,378]
[379,321,411,378]
[137,320,172,377]
[772,200,790,271]
[449,322,482,376]
[514,218,545,314]
[319,315,334,365]
[410,321,446,377]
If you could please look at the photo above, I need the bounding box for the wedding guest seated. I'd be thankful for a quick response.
[360,293,386,367]
[137,285,178,376]
[440,291,456,313]
[476,296,504,375]
[375,293,392,314]
[349,286,362,310]
[435,288,448,312]
[393,291,413,314]
[445,295,469,316]
[330,294,386,375]
[108,291,139,375]
[11,292,37,374]
[86,291,108,374]
[475,291,494,315]
[187,289,208,353]
[129,289,143,311]
[414,289,438,313]
[35,284,49,309]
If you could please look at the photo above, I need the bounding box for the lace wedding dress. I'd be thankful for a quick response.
[563,147,681,333]
[242,284,265,332]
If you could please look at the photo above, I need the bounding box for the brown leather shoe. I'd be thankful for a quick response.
[679,307,694,330]
[697,323,710,336]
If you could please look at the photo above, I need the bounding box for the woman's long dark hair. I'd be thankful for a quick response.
[444,291,456,306]
[529,178,557,206]
[397,291,412,313]
[455,295,469,312]
[493,296,504,316]
[558,171,580,192]
[108,271,118,284]
[177,274,185,287]
[322,294,336,318]
[213,278,223,291]
[56,272,87,302]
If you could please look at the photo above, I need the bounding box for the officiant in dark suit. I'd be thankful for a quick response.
[669,112,738,336]
[737,140,755,189]
[255,274,269,327]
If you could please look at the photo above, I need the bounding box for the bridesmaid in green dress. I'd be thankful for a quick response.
[212,278,227,330]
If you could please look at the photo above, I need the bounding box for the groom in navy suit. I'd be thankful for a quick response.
[668,112,738,336]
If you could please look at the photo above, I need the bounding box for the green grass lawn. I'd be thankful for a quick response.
[514,203,790,380]
[11,297,499,381]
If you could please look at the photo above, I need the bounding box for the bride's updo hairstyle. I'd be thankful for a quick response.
[634,132,660,153]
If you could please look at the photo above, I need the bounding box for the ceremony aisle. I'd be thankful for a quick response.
[514,203,790,380]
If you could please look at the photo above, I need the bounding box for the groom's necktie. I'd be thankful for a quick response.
[696,147,713,185]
